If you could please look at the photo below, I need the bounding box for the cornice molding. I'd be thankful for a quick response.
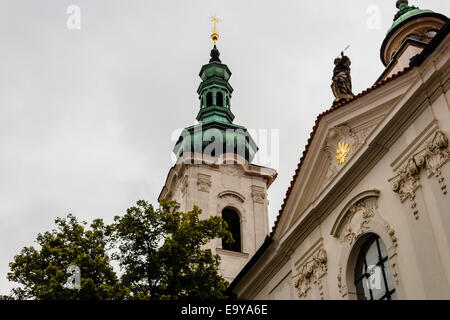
[216,248,249,259]
[218,190,246,203]
[159,153,277,201]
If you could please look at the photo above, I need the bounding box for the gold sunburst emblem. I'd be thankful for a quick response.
[336,141,350,165]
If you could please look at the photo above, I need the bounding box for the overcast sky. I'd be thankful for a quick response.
[0,0,448,294]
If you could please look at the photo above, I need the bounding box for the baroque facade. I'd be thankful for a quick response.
[161,2,449,299]
[227,1,450,300]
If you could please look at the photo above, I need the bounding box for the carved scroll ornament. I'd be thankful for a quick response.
[197,173,212,192]
[293,248,328,299]
[324,124,376,186]
[341,197,377,245]
[389,130,449,219]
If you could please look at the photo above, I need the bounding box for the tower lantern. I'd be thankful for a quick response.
[379,0,447,79]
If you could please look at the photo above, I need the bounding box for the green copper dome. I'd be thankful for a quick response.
[380,0,447,66]
[387,0,434,34]
[173,45,258,162]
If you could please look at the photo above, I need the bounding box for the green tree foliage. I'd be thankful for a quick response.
[6,201,232,300]
[111,200,232,300]
[6,214,126,300]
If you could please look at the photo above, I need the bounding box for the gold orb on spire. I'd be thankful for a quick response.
[210,15,220,46]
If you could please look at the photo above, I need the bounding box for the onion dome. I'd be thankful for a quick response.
[173,17,258,162]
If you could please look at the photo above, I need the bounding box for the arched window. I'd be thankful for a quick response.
[222,208,241,252]
[354,234,396,300]
[206,92,213,107]
[216,91,224,107]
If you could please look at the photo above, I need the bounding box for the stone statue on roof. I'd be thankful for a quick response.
[331,51,355,104]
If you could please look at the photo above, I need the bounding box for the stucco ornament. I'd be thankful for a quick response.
[325,125,357,181]
[218,190,245,203]
[337,264,344,297]
[197,173,212,192]
[422,130,449,194]
[251,186,266,204]
[324,124,375,184]
[389,130,449,219]
[390,158,421,219]
[333,191,402,298]
[341,197,377,244]
[293,248,328,299]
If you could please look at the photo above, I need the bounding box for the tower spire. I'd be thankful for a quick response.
[209,15,221,63]
[172,17,258,162]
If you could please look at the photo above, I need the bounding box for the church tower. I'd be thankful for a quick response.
[159,18,277,283]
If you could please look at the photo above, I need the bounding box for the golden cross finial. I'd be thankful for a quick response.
[210,15,220,46]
